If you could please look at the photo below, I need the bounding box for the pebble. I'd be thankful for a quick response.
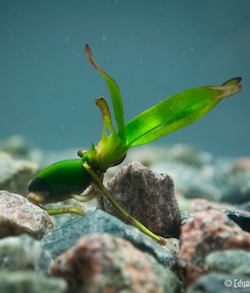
[105,161,181,238]
[0,271,67,293]
[0,135,33,159]
[0,151,37,196]
[190,198,244,212]
[178,210,250,284]
[0,234,52,275]
[52,233,180,293]
[221,209,250,233]
[150,159,225,202]
[0,233,67,293]
[186,273,250,293]
[206,249,250,277]
[0,190,56,239]
[1,136,250,292]
[189,198,250,233]
[41,209,176,267]
[221,173,250,204]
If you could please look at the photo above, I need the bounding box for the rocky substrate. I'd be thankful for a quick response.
[1,136,250,292]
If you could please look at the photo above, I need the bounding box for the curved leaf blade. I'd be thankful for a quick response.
[85,44,126,144]
[126,80,242,147]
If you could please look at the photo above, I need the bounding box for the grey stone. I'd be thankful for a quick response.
[0,271,67,293]
[221,209,250,233]
[148,145,239,203]
[186,273,250,293]
[181,211,199,224]
[206,249,250,277]
[145,253,181,293]
[42,210,175,268]
[0,151,37,196]
[236,200,250,212]
[0,234,52,275]
[150,161,223,201]
[221,173,250,204]
[184,182,222,201]
[0,135,31,158]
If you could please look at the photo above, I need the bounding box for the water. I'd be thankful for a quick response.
[1,0,249,157]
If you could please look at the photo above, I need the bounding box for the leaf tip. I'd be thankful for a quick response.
[85,44,96,67]
[210,84,242,100]
[221,77,242,86]
[85,43,91,57]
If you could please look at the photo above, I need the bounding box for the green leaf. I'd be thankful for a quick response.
[95,97,118,140]
[85,44,126,145]
[125,79,242,147]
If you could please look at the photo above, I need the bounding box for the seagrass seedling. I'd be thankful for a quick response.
[28,44,242,244]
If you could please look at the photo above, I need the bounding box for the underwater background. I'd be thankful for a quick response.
[1,0,249,157]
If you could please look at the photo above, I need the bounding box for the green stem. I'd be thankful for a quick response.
[83,163,166,245]
[41,206,85,216]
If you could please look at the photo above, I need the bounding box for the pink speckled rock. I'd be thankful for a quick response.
[190,198,250,214]
[104,161,181,238]
[178,210,250,284]
[0,190,56,239]
[52,233,164,293]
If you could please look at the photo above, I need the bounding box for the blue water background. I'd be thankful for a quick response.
[0,0,249,157]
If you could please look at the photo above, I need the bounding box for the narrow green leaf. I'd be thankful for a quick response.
[96,97,118,139]
[85,44,126,144]
[126,80,242,147]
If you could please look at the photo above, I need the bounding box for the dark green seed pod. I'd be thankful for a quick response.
[28,159,92,205]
